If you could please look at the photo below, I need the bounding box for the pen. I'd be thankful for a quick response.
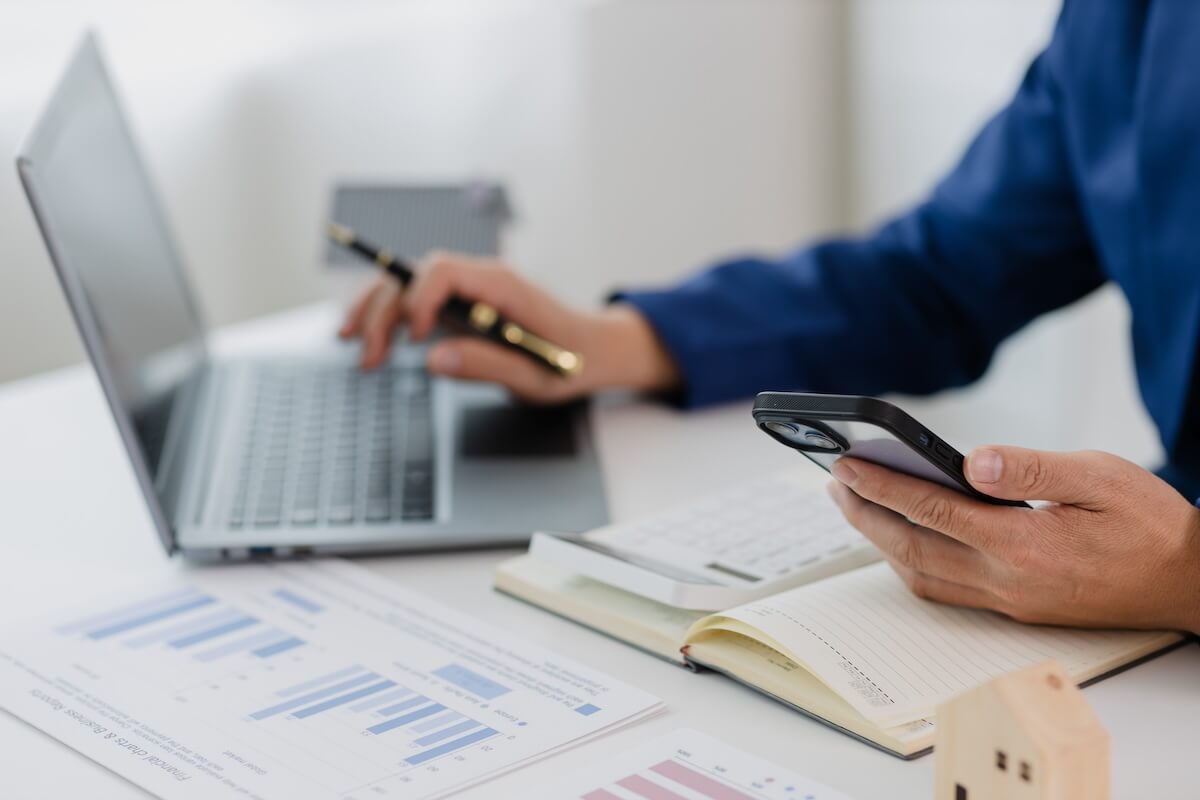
[327,222,583,377]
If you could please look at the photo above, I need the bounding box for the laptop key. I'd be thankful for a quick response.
[365,501,391,522]
[290,508,318,525]
[327,505,355,524]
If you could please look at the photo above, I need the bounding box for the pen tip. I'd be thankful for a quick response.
[327,221,354,245]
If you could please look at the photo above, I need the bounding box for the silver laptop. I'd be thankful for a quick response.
[16,34,607,560]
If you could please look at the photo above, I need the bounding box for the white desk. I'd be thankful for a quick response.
[0,304,1196,799]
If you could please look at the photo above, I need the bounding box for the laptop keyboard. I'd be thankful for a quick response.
[226,366,434,529]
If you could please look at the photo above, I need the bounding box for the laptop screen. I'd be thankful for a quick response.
[19,36,208,543]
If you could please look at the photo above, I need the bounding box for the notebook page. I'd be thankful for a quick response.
[703,562,1178,727]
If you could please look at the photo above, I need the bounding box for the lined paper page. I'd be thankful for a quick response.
[710,562,1178,726]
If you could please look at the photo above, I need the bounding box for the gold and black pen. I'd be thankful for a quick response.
[327,222,582,377]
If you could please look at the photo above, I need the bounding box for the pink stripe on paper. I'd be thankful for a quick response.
[616,774,690,800]
[650,759,756,800]
[582,790,624,800]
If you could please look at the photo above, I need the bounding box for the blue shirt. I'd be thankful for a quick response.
[620,1,1200,500]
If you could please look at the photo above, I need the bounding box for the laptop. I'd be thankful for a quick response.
[16,34,608,559]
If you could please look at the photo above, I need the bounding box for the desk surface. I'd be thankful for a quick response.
[1,304,1196,800]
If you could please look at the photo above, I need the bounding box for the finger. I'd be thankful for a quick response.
[426,338,566,403]
[360,282,406,369]
[407,254,513,342]
[830,457,1014,556]
[827,481,994,588]
[340,281,381,338]
[964,446,1124,507]
[883,557,1007,614]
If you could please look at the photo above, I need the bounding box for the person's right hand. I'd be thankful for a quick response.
[339,252,680,404]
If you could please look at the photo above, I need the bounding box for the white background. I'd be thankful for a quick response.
[0,0,1161,464]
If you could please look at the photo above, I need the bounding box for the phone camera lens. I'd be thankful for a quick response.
[803,431,840,450]
[766,422,799,438]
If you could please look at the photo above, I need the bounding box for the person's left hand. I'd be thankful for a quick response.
[826,445,1200,633]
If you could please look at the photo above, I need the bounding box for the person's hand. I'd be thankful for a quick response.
[826,445,1200,633]
[339,252,680,403]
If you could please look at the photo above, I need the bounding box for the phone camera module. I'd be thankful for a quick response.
[764,421,845,453]
[803,430,840,450]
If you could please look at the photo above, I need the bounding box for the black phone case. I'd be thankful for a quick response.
[753,392,1028,507]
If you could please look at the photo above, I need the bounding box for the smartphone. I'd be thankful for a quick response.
[753,392,1027,507]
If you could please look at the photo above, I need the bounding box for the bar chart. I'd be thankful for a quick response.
[246,662,504,766]
[55,584,321,664]
[555,729,852,800]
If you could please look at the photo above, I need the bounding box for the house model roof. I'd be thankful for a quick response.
[980,660,1106,750]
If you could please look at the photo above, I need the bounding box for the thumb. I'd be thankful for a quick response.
[965,445,1115,505]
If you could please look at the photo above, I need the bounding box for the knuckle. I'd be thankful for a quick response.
[1017,453,1047,493]
[993,578,1026,610]
[1089,452,1133,495]
[891,533,923,571]
[837,496,864,528]
[907,572,933,600]
[1004,604,1038,625]
[911,493,957,532]
[1004,542,1034,573]
[425,256,454,277]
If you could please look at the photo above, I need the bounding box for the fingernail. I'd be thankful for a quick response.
[831,460,858,487]
[969,448,1002,484]
[429,346,460,375]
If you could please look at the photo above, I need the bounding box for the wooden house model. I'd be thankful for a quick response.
[934,659,1109,800]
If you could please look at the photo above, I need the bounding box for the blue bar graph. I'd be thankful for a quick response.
[57,589,202,635]
[195,628,285,662]
[253,637,304,658]
[365,703,446,735]
[124,608,241,648]
[377,696,428,716]
[276,666,364,698]
[251,672,379,720]
[350,687,412,712]
[86,595,217,640]
[404,727,499,765]
[575,704,601,716]
[411,711,463,734]
[414,719,479,747]
[291,680,397,719]
[433,664,511,700]
[169,616,257,649]
[272,588,323,614]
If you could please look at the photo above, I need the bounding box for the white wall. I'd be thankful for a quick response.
[0,0,842,380]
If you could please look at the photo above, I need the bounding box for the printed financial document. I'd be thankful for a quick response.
[0,559,662,799]
[548,727,853,800]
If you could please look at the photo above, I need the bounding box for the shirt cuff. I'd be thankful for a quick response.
[610,287,753,409]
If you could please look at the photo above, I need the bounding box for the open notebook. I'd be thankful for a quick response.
[495,478,1186,758]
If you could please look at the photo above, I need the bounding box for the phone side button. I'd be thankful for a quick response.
[934,442,953,461]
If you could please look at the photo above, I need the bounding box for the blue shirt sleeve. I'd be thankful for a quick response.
[618,10,1105,408]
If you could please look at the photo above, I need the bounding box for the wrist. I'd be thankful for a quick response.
[1181,507,1200,635]
[584,305,681,394]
